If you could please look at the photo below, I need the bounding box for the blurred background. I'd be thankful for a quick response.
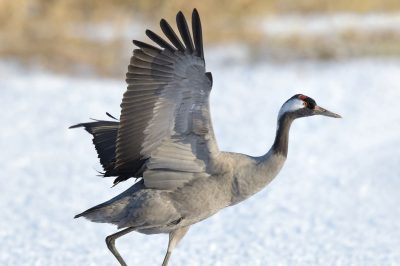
[1,1,400,265]
[1,0,400,76]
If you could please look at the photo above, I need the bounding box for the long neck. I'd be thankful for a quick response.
[229,114,295,206]
[271,113,294,157]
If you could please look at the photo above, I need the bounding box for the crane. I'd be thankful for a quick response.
[71,9,341,266]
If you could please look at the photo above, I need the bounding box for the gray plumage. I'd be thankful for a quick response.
[71,9,341,266]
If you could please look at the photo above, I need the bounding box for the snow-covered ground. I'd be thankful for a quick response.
[1,56,400,266]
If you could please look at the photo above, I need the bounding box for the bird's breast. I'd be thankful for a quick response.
[170,174,233,224]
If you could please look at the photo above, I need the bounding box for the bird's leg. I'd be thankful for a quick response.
[105,227,136,266]
[162,226,190,266]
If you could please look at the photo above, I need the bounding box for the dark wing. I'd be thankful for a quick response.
[114,9,219,190]
[70,115,119,175]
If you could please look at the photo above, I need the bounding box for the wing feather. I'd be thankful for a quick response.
[160,19,186,52]
[128,58,174,73]
[132,40,161,52]
[113,9,219,189]
[145,30,176,52]
[131,50,171,65]
[192,9,204,60]
[176,11,195,53]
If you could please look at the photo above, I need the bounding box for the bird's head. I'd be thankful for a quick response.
[278,94,341,120]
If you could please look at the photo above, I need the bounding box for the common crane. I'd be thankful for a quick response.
[71,9,341,266]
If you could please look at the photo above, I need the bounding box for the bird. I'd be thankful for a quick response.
[71,8,341,266]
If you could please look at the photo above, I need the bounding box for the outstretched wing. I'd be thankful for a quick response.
[114,9,219,190]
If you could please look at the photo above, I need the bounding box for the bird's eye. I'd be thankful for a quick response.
[303,101,308,107]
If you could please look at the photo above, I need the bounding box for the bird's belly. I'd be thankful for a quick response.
[132,175,233,234]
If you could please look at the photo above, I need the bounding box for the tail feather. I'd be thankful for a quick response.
[74,180,145,225]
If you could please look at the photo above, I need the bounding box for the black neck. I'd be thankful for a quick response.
[272,114,294,157]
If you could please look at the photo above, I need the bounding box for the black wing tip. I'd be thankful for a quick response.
[191,8,204,60]
[69,123,83,129]
[112,178,122,187]
[160,18,185,52]
[145,29,177,52]
[106,112,119,121]
[159,19,169,30]
[69,113,118,129]
[74,213,82,219]
[69,120,97,130]
[176,10,195,53]
[145,29,155,41]
[191,9,204,60]
[176,12,185,24]
[145,29,156,40]
[132,40,162,52]
[139,9,204,59]
[113,174,130,186]
[192,9,201,23]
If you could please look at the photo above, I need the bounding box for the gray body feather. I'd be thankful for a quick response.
[78,151,286,234]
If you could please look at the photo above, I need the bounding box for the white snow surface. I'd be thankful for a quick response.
[1,57,400,266]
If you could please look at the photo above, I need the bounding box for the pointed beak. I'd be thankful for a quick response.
[314,105,342,118]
